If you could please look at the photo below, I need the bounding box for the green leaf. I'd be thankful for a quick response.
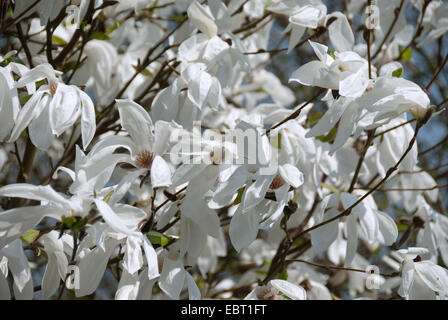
[292,237,305,247]
[270,133,282,149]
[141,69,153,77]
[103,190,114,203]
[62,216,77,229]
[73,217,88,230]
[316,127,337,142]
[106,20,120,34]
[21,229,40,244]
[265,0,275,9]
[328,48,336,59]
[132,65,153,77]
[169,14,187,22]
[150,0,159,13]
[80,21,88,30]
[399,45,412,62]
[147,231,169,247]
[89,32,111,41]
[36,79,47,89]
[379,196,388,210]
[279,267,288,280]
[20,94,33,104]
[233,188,245,205]
[307,111,323,127]
[392,67,403,78]
[52,35,67,45]
[397,223,409,233]
[2,57,14,64]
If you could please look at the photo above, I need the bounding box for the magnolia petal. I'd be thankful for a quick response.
[0,206,64,249]
[28,103,54,150]
[241,175,274,212]
[185,272,201,300]
[0,260,10,300]
[375,210,398,245]
[115,269,140,300]
[289,61,327,87]
[75,239,118,297]
[310,208,339,256]
[0,183,73,209]
[123,236,143,275]
[289,5,326,28]
[8,90,44,143]
[398,260,415,298]
[0,72,15,141]
[14,63,58,88]
[344,213,358,267]
[1,239,32,294]
[116,99,153,151]
[142,237,159,280]
[415,261,448,295]
[307,97,349,138]
[270,280,307,300]
[94,200,141,237]
[229,207,260,252]
[187,1,217,39]
[328,12,354,52]
[79,90,96,150]
[287,25,306,52]
[150,156,172,188]
[41,254,61,299]
[279,164,304,188]
[158,257,186,300]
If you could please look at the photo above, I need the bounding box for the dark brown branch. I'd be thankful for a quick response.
[426,53,448,92]
[294,114,430,239]
[371,0,405,60]
[419,133,448,156]
[373,119,416,138]
[286,259,397,277]
[348,129,376,193]
[266,88,325,135]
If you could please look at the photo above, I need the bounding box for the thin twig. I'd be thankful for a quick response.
[286,259,397,277]
[266,89,325,135]
[371,0,405,60]
[348,129,376,193]
[426,53,448,92]
[294,115,429,239]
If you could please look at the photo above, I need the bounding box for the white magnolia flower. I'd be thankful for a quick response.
[0,239,34,300]
[10,63,96,150]
[188,1,218,39]
[397,247,448,300]
[158,254,201,300]
[91,99,173,188]
[415,198,448,266]
[311,192,398,267]
[268,1,327,52]
[290,41,371,99]
[245,279,307,300]
[40,231,69,299]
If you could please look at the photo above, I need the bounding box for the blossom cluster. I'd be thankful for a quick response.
[0,0,447,300]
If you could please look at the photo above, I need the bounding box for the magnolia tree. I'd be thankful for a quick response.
[0,0,447,301]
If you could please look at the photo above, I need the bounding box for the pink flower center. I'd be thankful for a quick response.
[269,175,285,190]
[49,81,58,96]
[135,150,154,169]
